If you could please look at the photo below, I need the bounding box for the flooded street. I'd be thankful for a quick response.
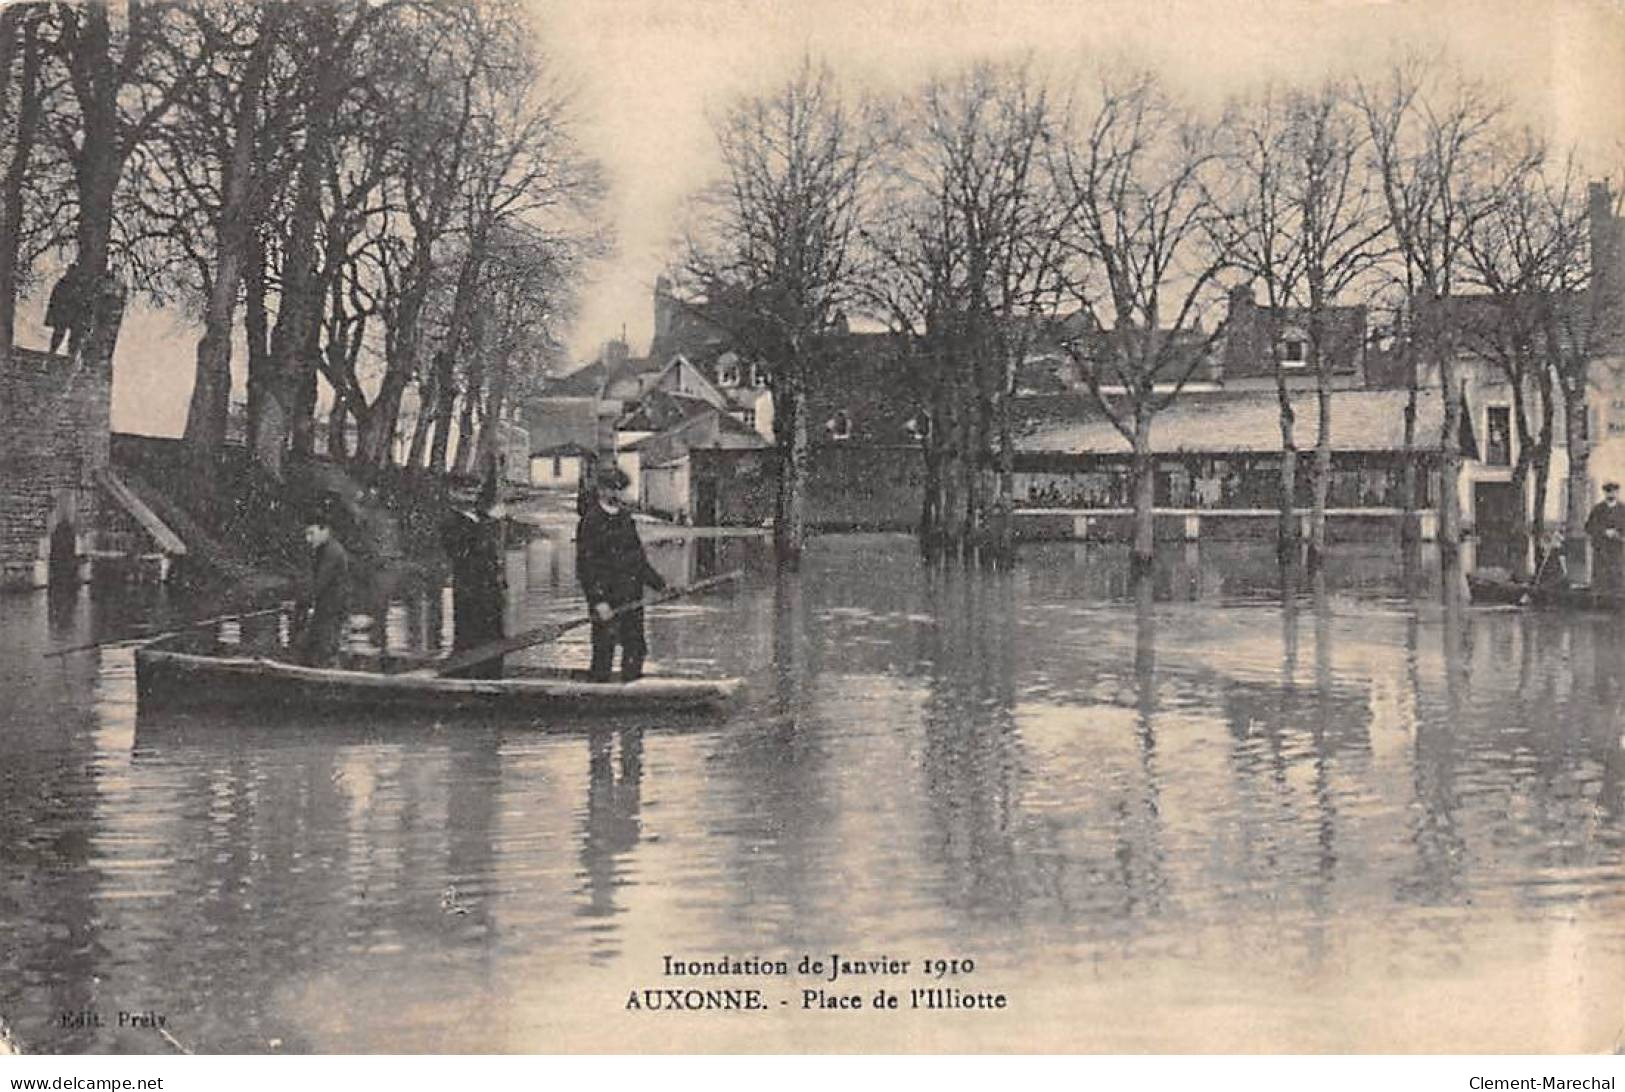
[2,534,1623,1053]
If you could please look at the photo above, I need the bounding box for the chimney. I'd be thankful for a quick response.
[652,275,676,349]
[1223,283,1256,376]
[1591,181,1620,293]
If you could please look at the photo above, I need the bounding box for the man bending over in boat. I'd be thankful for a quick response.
[295,495,351,667]
[576,464,667,682]
[1534,528,1570,591]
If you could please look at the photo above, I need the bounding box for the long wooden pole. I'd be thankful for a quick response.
[416,570,743,678]
[45,603,291,659]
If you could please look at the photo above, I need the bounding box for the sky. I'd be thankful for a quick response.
[539,0,1625,369]
[11,0,1617,435]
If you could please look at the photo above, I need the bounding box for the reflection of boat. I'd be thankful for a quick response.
[134,633,742,718]
[1467,574,1625,612]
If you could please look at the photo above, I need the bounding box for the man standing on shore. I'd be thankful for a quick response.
[45,263,82,356]
[576,464,666,682]
[1586,481,1625,598]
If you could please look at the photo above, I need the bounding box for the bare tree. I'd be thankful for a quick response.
[1053,70,1228,571]
[1551,177,1622,577]
[54,0,203,387]
[1358,58,1506,572]
[1217,81,1387,566]
[1458,139,1587,578]
[865,60,1068,565]
[147,0,295,453]
[0,2,57,361]
[1213,85,1308,559]
[681,57,878,570]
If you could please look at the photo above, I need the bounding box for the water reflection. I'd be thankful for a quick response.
[2,535,1623,1052]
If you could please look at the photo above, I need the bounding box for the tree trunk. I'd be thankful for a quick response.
[244,236,272,454]
[427,349,457,473]
[365,237,435,466]
[406,380,434,470]
[1528,366,1556,572]
[328,398,349,461]
[1399,339,1420,546]
[67,2,124,375]
[773,370,808,571]
[995,356,1015,567]
[183,8,275,454]
[1309,379,1332,568]
[1562,371,1590,580]
[476,348,512,474]
[1435,329,1463,571]
[359,374,410,466]
[1131,413,1156,571]
[1276,384,1299,564]
[0,7,43,361]
[451,315,484,476]
[262,9,341,476]
[919,441,942,559]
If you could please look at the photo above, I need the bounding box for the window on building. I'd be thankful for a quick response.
[716,360,741,388]
[1280,333,1307,366]
[1485,405,1511,467]
[750,363,769,388]
[553,455,563,476]
[827,410,852,441]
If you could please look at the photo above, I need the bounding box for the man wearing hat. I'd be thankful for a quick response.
[1586,481,1625,597]
[576,462,667,682]
[295,493,351,666]
[441,456,509,677]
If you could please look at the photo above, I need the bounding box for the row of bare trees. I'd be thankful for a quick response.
[682,55,1617,575]
[0,0,603,480]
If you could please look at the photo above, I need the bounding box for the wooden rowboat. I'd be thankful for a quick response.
[134,633,742,717]
[1467,574,1625,612]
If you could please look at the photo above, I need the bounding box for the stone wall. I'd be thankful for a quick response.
[0,347,111,589]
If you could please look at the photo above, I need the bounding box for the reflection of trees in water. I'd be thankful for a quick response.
[703,575,838,947]
[1214,566,1378,946]
[0,678,102,1051]
[918,566,1025,919]
[1402,594,1468,906]
[578,730,643,963]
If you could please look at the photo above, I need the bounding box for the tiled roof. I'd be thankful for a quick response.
[1220,299,1367,380]
[616,389,717,432]
[547,362,607,398]
[531,441,596,458]
[1014,387,1447,454]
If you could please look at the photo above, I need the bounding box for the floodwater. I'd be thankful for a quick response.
[2,533,1622,1054]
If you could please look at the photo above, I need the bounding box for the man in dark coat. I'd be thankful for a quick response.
[45,263,82,355]
[441,464,508,678]
[1586,481,1625,597]
[296,496,351,666]
[576,463,666,682]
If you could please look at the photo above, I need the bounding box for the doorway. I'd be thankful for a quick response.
[694,478,719,528]
[48,520,80,587]
[1473,481,1519,572]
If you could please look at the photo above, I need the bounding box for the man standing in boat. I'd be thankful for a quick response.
[1586,481,1625,598]
[441,458,509,678]
[576,463,666,682]
[296,494,351,667]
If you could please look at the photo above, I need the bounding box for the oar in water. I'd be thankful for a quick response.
[44,603,292,659]
[413,569,743,678]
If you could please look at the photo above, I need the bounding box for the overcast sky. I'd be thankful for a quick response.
[542,0,1624,364]
[21,0,1616,435]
